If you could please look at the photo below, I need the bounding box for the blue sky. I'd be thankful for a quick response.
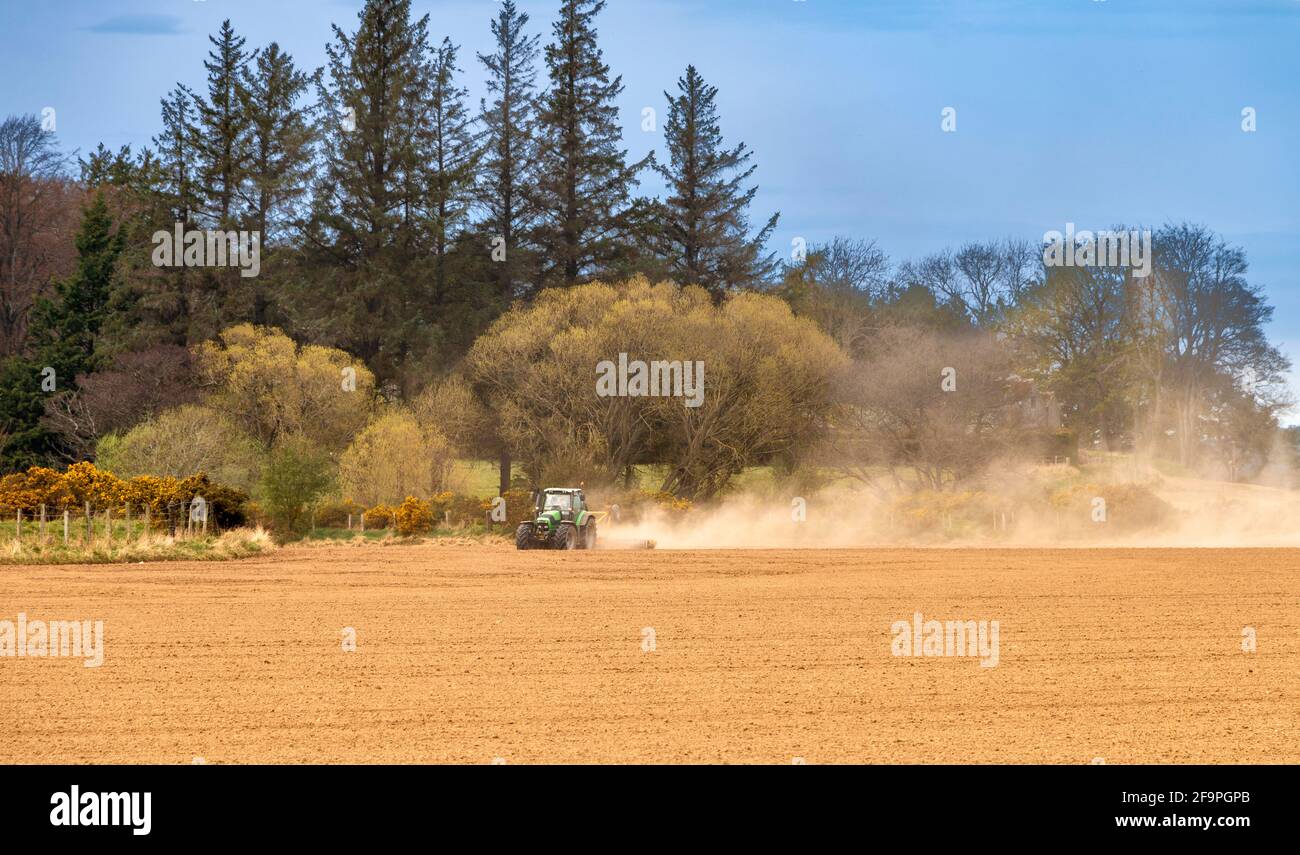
[2,0,1298,404]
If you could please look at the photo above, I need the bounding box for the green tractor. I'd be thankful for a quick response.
[516,488,601,550]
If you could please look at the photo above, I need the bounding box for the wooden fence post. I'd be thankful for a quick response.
[39,503,47,542]
[15,509,22,542]
[105,507,112,546]
[83,501,92,545]
[63,510,69,545]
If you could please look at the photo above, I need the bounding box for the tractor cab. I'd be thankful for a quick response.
[536,488,586,521]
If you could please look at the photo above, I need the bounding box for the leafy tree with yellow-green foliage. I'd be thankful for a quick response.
[463,277,845,499]
[194,324,375,452]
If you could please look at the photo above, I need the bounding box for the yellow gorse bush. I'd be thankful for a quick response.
[356,489,532,533]
[0,467,73,511]
[428,491,456,520]
[892,489,996,531]
[394,496,435,537]
[0,463,241,520]
[0,464,116,512]
[362,504,395,528]
[648,491,693,514]
[61,461,127,507]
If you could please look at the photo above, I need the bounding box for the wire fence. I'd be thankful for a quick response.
[4,500,214,547]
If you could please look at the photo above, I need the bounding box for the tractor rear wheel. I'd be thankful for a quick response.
[515,523,534,550]
[583,522,598,550]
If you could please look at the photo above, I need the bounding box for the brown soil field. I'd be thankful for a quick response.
[2,544,1298,764]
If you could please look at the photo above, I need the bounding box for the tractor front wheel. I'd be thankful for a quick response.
[515,523,534,550]
[553,523,576,550]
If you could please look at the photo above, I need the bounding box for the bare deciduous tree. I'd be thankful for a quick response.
[0,114,78,356]
[833,325,1024,490]
[42,345,200,461]
[775,236,891,357]
[1149,223,1289,467]
[899,238,1038,328]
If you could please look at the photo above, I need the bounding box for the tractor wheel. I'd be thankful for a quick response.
[582,522,598,550]
[515,523,534,550]
[553,523,576,550]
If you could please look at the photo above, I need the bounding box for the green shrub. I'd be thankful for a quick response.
[182,474,250,529]
[1049,482,1171,534]
[96,404,262,493]
[446,493,487,526]
[259,436,335,533]
[315,499,365,528]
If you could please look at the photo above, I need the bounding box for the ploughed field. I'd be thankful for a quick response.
[2,544,1297,763]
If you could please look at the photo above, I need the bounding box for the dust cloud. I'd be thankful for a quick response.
[598,462,1300,549]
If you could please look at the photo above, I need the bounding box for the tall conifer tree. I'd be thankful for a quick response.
[239,43,316,324]
[424,37,479,307]
[531,0,648,288]
[194,20,253,227]
[302,0,434,374]
[653,65,778,297]
[477,0,541,305]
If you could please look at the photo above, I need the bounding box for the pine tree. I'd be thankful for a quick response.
[239,43,316,324]
[312,0,431,261]
[79,143,137,189]
[532,0,649,288]
[193,20,253,227]
[424,37,479,307]
[28,192,123,376]
[654,65,778,298]
[191,21,258,340]
[240,43,316,245]
[152,81,224,344]
[0,353,50,470]
[154,86,201,226]
[76,144,164,355]
[301,0,434,374]
[475,0,543,494]
[477,0,542,306]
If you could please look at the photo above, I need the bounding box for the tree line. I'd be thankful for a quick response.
[1,0,782,469]
[0,0,1292,493]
